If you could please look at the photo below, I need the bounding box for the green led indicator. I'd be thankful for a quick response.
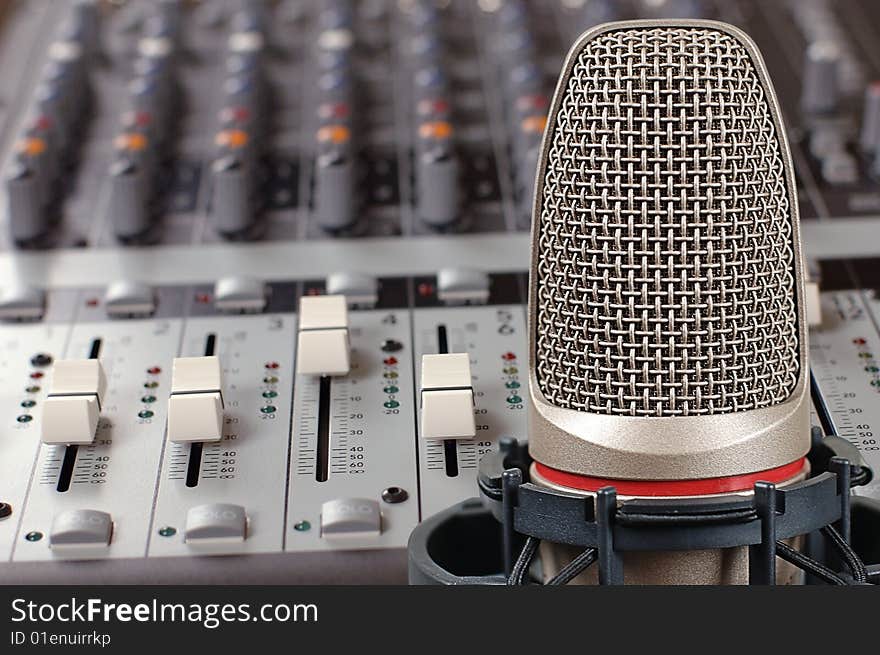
[138,409,154,419]
[16,415,32,423]
[384,400,400,409]
[158,526,176,537]
[141,395,157,404]
[261,405,277,414]
[383,385,399,394]
[20,399,36,408]
[25,531,42,542]
[262,390,278,398]
[505,381,520,389]
[506,395,522,404]
[294,520,311,532]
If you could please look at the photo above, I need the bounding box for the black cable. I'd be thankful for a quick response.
[545,547,597,586]
[850,466,871,487]
[810,369,837,442]
[775,540,848,585]
[507,536,540,586]
[821,525,868,583]
[617,508,756,526]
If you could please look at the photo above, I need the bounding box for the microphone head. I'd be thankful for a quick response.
[528,20,810,483]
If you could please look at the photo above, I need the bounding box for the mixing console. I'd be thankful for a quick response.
[1,0,880,584]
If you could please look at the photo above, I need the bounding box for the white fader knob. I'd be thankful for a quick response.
[805,280,823,327]
[167,356,225,443]
[296,295,351,376]
[41,359,107,445]
[805,259,823,328]
[420,353,476,439]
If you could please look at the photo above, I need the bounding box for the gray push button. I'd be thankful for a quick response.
[325,272,378,307]
[437,268,490,305]
[321,498,381,538]
[185,503,247,543]
[0,283,45,321]
[214,276,267,313]
[105,280,155,317]
[821,151,858,186]
[49,509,112,549]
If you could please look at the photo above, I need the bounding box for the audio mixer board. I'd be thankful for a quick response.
[0,0,880,584]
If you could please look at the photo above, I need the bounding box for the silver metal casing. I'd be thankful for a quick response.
[527,20,810,481]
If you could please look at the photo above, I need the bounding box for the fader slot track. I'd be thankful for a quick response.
[315,376,331,484]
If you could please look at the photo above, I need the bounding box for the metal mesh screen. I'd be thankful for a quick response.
[534,26,800,417]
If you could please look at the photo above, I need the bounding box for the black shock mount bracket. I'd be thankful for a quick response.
[408,427,877,585]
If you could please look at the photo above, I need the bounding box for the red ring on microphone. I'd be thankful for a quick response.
[533,458,808,497]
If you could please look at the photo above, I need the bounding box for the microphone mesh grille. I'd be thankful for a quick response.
[534,26,800,417]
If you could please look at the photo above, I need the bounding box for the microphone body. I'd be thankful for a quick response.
[527,19,810,583]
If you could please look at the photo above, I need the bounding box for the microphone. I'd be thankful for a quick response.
[527,19,810,583]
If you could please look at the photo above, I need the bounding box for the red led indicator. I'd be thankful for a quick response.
[502,352,517,361]
[147,366,162,375]
[32,115,53,132]
[134,111,152,127]
[317,102,350,120]
[516,93,549,113]
[85,297,99,307]
[123,110,153,128]
[306,287,321,296]
[30,371,44,379]
[854,338,868,345]
[417,282,434,297]
[417,98,450,117]
[384,357,398,366]
[195,293,211,304]
[220,106,251,125]
[265,361,280,370]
